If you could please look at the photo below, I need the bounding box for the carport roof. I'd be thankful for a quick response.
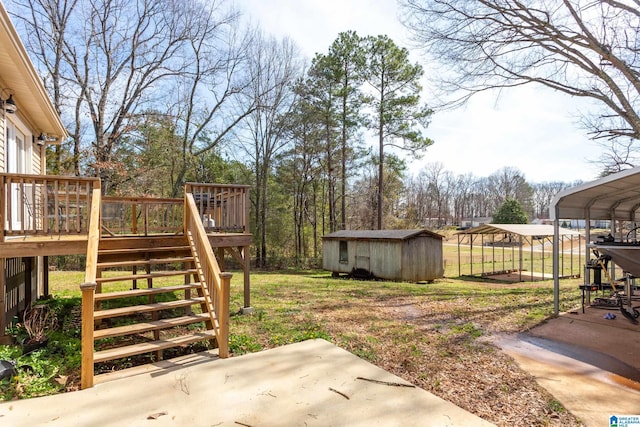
[551,167,640,221]
[456,223,579,237]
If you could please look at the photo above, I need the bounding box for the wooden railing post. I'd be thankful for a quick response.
[218,272,231,358]
[80,281,96,389]
[243,187,250,234]
[131,203,137,234]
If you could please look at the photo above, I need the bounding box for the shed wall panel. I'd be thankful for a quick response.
[401,236,444,281]
[368,241,402,279]
[322,240,352,273]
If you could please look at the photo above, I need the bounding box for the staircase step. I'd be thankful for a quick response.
[94,330,217,363]
[98,245,191,256]
[97,256,194,269]
[94,283,201,302]
[94,298,205,320]
[94,313,210,340]
[94,349,219,385]
[96,269,197,284]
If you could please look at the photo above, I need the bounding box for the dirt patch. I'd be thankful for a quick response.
[225,273,589,426]
[359,297,578,426]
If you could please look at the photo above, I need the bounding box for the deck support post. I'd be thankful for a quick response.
[218,272,231,358]
[80,281,96,389]
[242,245,252,312]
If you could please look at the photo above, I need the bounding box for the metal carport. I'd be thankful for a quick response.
[456,224,581,281]
[551,166,640,314]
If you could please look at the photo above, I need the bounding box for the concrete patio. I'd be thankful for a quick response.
[492,305,640,427]
[0,339,492,426]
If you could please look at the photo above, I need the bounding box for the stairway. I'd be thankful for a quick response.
[90,236,219,379]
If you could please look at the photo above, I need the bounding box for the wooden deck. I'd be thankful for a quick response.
[0,176,253,374]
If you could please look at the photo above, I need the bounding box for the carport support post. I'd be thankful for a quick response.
[457,234,461,277]
[553,211,560,316]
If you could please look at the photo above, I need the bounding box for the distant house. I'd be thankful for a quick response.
[459,217,492,228]
[322,229,444,283]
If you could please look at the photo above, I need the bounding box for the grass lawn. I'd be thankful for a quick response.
[4,269,583,426]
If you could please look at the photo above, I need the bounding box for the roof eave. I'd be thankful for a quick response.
[0,2,67,141]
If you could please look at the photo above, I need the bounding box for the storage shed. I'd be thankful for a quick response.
[322,229,444,282]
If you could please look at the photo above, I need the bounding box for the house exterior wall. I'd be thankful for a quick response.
[1,110,40,327]
[0,111,5,172]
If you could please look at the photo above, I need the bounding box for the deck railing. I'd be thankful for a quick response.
[0,173,100,241]
[100,196,183,236]
[184,192,230,358]
[0,176,248,240]
[186,183,250,234]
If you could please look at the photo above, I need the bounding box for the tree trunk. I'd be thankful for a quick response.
[377,123,384,230]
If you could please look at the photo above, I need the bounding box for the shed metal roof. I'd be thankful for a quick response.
[551,167,640,221]
[456,224,580,237]
[323,229,443,241]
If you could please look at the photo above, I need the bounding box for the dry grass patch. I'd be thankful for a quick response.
[229,272,582,426]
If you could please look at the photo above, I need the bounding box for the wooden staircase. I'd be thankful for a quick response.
[80,190,231,389]
[90,237,219,377]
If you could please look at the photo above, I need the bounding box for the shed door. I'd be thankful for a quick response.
[355,241,370,272]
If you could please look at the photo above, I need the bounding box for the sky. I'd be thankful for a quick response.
[233,0,603,184]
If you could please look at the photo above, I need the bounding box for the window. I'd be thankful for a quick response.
[339,240,348,263]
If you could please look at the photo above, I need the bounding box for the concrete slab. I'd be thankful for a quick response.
[493,334,640,427]
[0,339,493,426]
[490,306,640,427]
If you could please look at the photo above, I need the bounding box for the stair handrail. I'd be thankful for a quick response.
[183,192,230,358]
[80,184,102,389]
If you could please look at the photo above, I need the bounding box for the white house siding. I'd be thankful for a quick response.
[0,112,5,172]
[32,143,41,174]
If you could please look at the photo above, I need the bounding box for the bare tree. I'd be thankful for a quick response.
[401,0,640,169]
[10,0,82,174]
[10,0,245,194]
[532,181,571,219]
[237,30,302,268]
[451,173,476,225]
[168,13,255,197]
[487,167,533,215]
